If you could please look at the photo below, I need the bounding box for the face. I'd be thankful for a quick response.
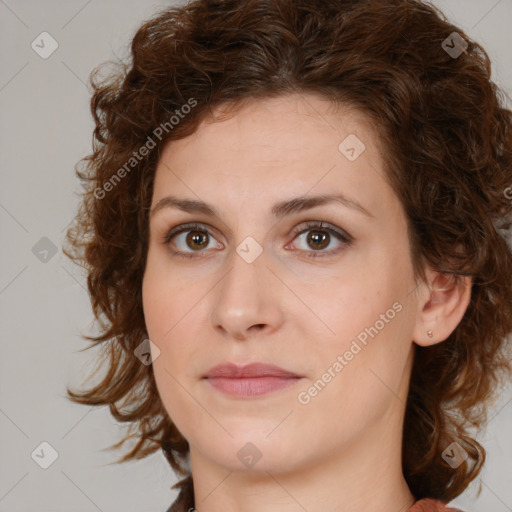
[142,93,421,475]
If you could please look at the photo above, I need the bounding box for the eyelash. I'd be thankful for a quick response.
[161,221,353,260]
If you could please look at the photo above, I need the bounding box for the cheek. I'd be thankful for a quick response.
[297,302,414,435]
[309,247,415,379]
[142,250,203,371]
[306,273,397,348]
[142,248,185,337]
[142,260,195,429]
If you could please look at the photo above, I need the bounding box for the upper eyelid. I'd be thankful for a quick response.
[165,222,221,240]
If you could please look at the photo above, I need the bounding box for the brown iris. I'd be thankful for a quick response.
[307,230,330,250]
[186,231,209,250]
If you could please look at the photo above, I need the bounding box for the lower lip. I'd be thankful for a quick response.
[204,376,301,397]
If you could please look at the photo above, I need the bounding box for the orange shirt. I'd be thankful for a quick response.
[408,498,463,511]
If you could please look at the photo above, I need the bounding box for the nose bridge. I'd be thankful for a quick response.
[210,241,282,338]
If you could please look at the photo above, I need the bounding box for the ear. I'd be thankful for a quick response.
[412,268,472,347]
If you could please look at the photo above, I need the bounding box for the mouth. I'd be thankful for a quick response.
[202,362,303,398]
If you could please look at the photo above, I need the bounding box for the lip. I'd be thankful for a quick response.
[203,362,302,398]
[203,362,301,379]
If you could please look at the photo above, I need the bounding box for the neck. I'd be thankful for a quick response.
[188,410,415,512]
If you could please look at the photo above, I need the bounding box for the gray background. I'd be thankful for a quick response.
[0,1,511,511]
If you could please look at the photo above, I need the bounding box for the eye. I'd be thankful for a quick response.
[161,221,353,260]
[162,223,223,259]
[287,221,353,258]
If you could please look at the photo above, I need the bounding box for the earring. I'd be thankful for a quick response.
[427,330,433,338]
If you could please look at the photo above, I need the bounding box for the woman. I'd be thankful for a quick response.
[64,0,512,511]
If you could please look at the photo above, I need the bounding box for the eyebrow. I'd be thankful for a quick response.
[150,193,373,219]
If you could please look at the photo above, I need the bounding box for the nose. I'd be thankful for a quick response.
[209,245,285,342]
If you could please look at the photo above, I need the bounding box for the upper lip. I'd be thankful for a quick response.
[203,362,301,379]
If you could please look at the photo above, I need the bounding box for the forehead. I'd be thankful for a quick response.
[157,94,383,174]
[185,93,378,150]
[151,93,399,222]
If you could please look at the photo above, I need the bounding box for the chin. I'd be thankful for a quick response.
[190,425,311,474]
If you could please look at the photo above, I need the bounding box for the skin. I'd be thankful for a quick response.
[142,93,471,512]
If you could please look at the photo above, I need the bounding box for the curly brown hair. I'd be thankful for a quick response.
[64,0,512,503]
